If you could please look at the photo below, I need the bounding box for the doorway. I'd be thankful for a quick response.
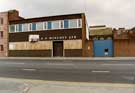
[53,41,63,57]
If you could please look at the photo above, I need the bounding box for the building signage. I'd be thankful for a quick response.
[40,35,77,40]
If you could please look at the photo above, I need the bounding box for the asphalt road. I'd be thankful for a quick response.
[0,59,135,84]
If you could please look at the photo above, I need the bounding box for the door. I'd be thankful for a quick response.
[53,41,63,57]
[93,40,113,57]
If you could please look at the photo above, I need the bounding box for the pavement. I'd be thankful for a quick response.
[1,57,135,60]
[0,77,134,93]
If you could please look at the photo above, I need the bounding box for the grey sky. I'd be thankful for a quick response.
[0,0,134,28]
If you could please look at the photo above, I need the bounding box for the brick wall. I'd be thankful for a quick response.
[0,12,8,57]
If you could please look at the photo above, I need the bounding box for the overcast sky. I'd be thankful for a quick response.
[0,0,134,28]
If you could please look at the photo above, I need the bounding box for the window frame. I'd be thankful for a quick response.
[64,19,69,29]
[43,22,47,30]
[47,21,52,30]
[32,23,36,31]
[36,22,44,31]
[52,20,61,30]
[9,25,16,33]
[69,19,78,28]
[22,23,29,32]
[77,19,82,28]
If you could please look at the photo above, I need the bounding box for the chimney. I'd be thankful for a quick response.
[8,10,23,21]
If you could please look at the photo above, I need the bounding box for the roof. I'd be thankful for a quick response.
[9,13,85,24]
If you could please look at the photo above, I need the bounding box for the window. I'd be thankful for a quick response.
[69,19,78,28]
[18,24,22,32]
[60,20,64,29]
[47,21,52,29]
[15,25,19,32]
[23,24,29,31]
[64,20,69,29]
[28,24,32,31]
[9,43,14,50]
[29,35,39,43]
[0,31,3,38]
[0,45,4,51]
[0,18,3,25]
[78,19,82,28]
[32,23,36,31]
[43,22,47,30]
[36,22,43,31]
[52,21,60,29]
[9,25,15,33]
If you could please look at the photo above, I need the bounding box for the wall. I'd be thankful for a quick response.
[0,12,8,57]
[84,40,94,57]
[113,28,135,57]
[114,39,135,57]
[9,40,82,57]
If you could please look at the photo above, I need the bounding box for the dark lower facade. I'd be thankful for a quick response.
[9,49,82,57]
[8,29,85,57]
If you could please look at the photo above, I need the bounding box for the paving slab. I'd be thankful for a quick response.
[0,77,134,93]
[28,82,134,93]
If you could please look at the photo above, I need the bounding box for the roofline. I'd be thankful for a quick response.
[10,13,85,22]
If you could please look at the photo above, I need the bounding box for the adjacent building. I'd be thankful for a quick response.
[113,28,135,57]
[89,25,113,57]
[0,12,8,57]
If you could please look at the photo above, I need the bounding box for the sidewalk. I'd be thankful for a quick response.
[0,57,135,60]
[0,77,134,93]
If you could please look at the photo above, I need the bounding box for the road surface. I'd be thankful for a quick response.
[0,59,134,84]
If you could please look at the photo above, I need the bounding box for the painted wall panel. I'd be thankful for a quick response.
[64,40,82,49]
[9,41,52,50]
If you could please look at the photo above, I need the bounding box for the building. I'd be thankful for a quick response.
[0,10,24,57]
[0,11,8,57]
[89,25,113,57]
[6,10,90,57]
[113,28,135,57]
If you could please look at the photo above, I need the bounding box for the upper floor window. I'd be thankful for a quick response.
[9,25,15,33]
[69,19,78,28]
[43,22,47,30]
[0,18,3,25]
[60,20,64,29]
[64,20,69,29]
[78,19,82,28]
[32,23,36,31]
[23,24,29,31]
[36,22,43,31]
[9,18,82,33]
[0,45,4,51]
[47,21,52,30]
[0,31,3,38]
[52,21,60,29]
[18,24,22,32]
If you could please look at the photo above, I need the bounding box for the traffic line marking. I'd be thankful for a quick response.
[91,70,110,73]
[22,68,37,71]
[102,64,133,66]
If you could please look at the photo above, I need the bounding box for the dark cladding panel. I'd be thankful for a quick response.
[64,49,82,57]
[9,13,83,24]
[9,50,52,57]
[9,28,82,42]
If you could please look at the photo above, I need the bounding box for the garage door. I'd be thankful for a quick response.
[93,40,113,57]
